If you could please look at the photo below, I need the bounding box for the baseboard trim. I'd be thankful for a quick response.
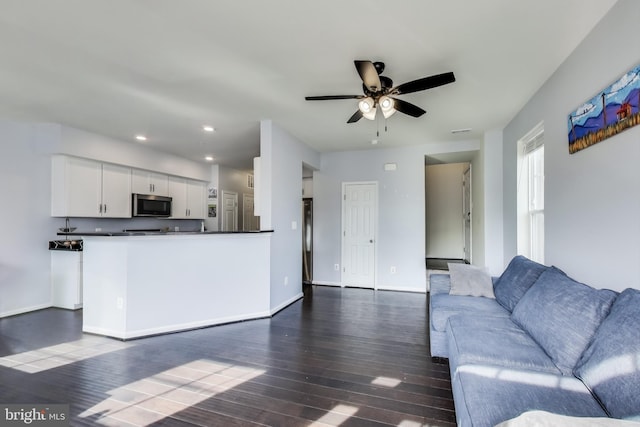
[312,281,342,287]
[376,285,426,293]
[0,303,52,319]
[270,292,304,316]
[84,310,273,340]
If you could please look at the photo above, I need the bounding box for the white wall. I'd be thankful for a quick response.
[259,120,321,311]
[503,0,640,291]
[0,121,213,317]
[313,140,483,293]
[425,163,468,259]
[0,122,57,316]
[204,164,219,231]
[482,130,504,274]
[55,126,210,180]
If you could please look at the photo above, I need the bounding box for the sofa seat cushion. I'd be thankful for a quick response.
[511,266,618,375]
[496,410,640,427]
[574,288,640,420]
[452,364,607,427]
[447,315,560,375]
[430,293,509,333]
[493,255,548,312]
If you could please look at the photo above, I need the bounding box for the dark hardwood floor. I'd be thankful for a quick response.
[0,285,455,426]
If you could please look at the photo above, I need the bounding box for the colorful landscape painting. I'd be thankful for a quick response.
[568,63,640,154]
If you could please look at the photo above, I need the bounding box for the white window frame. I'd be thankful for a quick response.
[517,123,544,264]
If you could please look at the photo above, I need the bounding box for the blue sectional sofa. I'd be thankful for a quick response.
[429,256,640,427]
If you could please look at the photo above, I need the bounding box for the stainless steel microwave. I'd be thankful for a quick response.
[132,194,172,217]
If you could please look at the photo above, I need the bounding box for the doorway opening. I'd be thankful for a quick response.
[302,164,316,285]
[425,152,477,272]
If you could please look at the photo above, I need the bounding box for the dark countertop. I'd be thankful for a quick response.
[57,230,274,237]
[49,239,83,251]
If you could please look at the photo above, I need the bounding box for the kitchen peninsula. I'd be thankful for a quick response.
[73,230,273,340]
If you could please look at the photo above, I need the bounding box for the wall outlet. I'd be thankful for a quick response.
[291,221,297,230]
[390,266,397,274]
[116,297,124,309]
[284,276,289,286]
[334,263,340,271]
[95,227,102,232]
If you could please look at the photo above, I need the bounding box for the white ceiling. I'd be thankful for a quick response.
[0,1,617,170]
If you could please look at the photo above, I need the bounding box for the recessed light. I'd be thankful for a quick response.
[451,128,472,134]
[204,156,214,161]
[135,135,147,141]
[202,125,215,132]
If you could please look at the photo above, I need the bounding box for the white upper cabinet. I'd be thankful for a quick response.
[131,169,169,195]
[101,163,132,217]
[52,156,131,218]
[186,179,206,219]
[168,176,205,219]
[168,176,188,219]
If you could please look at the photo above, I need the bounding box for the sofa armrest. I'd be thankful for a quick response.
[429,274,451,295]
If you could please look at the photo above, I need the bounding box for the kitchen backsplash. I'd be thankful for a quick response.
[54,217,203,236]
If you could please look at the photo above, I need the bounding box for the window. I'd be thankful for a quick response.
[517,125,544,263]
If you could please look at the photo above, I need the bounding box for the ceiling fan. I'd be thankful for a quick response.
[305,60,455,123]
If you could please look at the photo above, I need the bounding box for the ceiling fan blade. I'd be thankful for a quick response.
[305,95,362,101]
[391,72,455,95]
[347,110,363,123]
[354,60,382,92]
[392,98,426,117]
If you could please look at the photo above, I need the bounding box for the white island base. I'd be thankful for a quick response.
[82,232,272,340]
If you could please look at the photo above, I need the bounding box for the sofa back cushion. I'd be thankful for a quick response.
[573,288,640,419]
[493,255,548,312]
[510,267,617,375]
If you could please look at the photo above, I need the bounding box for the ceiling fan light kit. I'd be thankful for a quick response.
[305,60,455,124]
[379,95,396,119]
[358,97,374,113]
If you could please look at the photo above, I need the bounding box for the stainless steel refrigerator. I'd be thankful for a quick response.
[302,198,313,284]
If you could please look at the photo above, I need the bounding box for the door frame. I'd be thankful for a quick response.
[463,166,472,263]
[341,181,378,289]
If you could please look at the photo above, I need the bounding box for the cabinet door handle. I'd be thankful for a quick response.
[104,204,107,214]
[99,204,102,213]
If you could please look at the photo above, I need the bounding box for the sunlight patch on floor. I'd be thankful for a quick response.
[307,404,360,426]
[0,335,131,373]
[79,359,265,426]
[371,376,402,388]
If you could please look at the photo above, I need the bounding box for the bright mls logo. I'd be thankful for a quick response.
[0,405,68,426]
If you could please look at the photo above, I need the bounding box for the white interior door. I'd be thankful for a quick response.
[242,194,258,231]
[222,191,238,231]
[342,182,377,288]
[463,167,472,263]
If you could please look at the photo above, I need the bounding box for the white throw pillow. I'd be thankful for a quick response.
[448,263,495,298]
